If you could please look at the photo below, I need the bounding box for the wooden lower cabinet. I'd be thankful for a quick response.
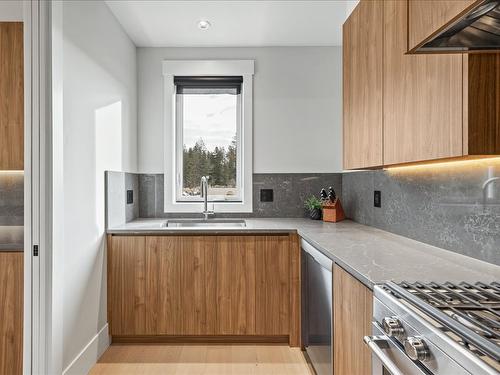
[216,236,256,335]
[333,265,373,375]
[108,236,217,336]
[0,252,23,375]
[255,236,291,336]
[107,234,301,346]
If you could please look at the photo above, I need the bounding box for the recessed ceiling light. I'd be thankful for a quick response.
[198,20,211,30]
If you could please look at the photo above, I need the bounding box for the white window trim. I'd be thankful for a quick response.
[163,60,254,213]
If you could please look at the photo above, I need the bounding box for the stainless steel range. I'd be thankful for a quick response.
[365,281,500,375]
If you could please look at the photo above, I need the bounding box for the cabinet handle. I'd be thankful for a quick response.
[364,335,405,375]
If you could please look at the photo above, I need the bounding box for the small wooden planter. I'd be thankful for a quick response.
[322,199,345,223]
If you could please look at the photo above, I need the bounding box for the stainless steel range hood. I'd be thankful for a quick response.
[415,0,500,53]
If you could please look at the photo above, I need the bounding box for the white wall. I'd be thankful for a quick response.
[0,0,23,21]
[59,0,137,372]
[138,46,342,173]
[345,0,360,20]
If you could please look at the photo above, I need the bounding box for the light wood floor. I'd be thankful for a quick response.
[89,344,313,375]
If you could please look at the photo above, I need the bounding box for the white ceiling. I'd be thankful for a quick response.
[105,1,358,48]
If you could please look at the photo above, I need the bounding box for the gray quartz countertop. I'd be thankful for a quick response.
[0,226,24,252]
[107,218,500,288]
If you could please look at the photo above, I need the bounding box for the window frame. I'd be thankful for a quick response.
[163,60,254,213]
[174,89,242,203]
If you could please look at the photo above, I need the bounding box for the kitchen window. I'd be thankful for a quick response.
[163,60,254,213]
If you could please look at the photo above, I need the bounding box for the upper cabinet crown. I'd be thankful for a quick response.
[343,0,500,170]
[0,22,24,171]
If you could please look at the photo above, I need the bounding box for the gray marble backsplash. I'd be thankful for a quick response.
[342,161,500,266]
[0,172,24,250]
[138,173,342,218]
[0,172,23,226]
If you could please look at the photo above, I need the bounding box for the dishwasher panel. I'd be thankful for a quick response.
[301,240,333,375]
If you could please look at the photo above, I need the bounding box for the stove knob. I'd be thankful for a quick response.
[404,337,430,362]
[382,316,405,339]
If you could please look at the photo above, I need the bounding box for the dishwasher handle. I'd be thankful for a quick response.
[364,336,405,375]
[301,239,333,271]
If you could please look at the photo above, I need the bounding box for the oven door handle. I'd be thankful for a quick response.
[364,335,405,375]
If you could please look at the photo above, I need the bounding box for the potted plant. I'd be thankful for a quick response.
[304,196,322,220]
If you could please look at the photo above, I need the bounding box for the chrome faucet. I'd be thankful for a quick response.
[200,176,215,220]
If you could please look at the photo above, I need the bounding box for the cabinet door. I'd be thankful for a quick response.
[343,0,383,169]
[179,236,217,335]
[0,252,23,375]
[147,236,218,335]
[333,265,373,375]
[465,53,500,155]
[145,236,181,335]
[408,0,478,51]
[107,236,147,335]
[0,23,24,170]
[255,236,290,335]
[383,0,463,165]
[216,236,256,335]
[108,236,217,336]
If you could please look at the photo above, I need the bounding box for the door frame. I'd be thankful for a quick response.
[23,0,60,374]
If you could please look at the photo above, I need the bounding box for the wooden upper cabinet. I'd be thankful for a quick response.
[343,0,500,168]
[383,0,464,165]
[343,0,383,169]
[408,0,479,52]
[465,54,500,155]
[0,23,24,171]
[384,1,500,164]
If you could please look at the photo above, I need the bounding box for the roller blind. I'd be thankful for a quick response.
[174,76,243,95]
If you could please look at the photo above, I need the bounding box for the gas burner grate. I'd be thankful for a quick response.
[386,281,500,363]
[401,281,500,341]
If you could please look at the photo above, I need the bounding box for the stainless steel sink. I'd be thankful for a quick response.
[163,219,246,228]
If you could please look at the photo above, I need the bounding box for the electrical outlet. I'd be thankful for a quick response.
[260,189,274,202]
[127,190,133,204]
[374,190,381,208]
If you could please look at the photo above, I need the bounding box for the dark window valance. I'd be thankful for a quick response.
[174,76,243,95]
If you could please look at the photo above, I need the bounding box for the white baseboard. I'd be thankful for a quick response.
[62,323,110,375]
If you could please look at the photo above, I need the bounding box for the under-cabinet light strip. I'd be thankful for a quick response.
[384,157,500,171]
